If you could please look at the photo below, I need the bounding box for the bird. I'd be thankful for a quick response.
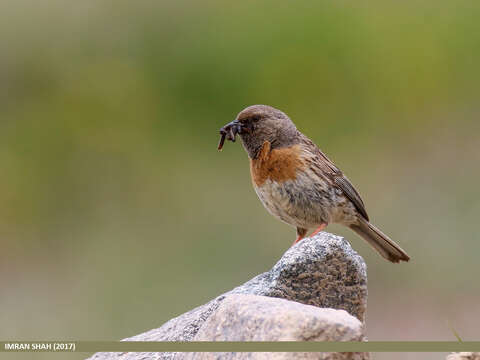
[217,104,410,263]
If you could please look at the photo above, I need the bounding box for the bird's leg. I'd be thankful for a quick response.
[293,227,308,245]
[293,235,304,244]
[309,223,327,237]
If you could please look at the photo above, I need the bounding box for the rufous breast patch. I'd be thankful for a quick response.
[250,141,305,186]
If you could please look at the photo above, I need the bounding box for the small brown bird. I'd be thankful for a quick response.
[218,105,410,263]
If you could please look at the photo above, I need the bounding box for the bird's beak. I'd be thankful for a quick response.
[218,120,242,150]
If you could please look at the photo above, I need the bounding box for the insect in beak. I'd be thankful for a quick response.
[218,120,246,150]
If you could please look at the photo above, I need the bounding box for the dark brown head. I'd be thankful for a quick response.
[218,105,298,159]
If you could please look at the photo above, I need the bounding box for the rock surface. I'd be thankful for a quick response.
[193,294,364,341]
[447,353,480,360]
[187,294,367,360]
[230,232,367,322]
[87,232,368,360]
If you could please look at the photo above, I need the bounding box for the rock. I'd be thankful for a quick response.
[127,296,226,342]
[193,294,364,341]
[230,232,367,322]
[87,232,368,360]
[187,294,367,360]
[447,353,480,360]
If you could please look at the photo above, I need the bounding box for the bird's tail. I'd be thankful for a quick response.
[349,219,410,263]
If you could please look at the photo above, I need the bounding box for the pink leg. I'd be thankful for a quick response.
[293,227,307,245]
[293,234,305,245]
[309,223,327,237]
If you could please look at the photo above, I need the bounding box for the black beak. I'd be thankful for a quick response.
[218,120,242,150]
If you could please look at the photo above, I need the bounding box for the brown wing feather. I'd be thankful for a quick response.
[300,134,369,221]
[333,175,369,221]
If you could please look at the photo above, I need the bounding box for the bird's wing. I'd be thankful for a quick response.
[301,135,370,221]
[332,175,369,221]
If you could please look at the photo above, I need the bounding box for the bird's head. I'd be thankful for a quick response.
[218,105,298,159]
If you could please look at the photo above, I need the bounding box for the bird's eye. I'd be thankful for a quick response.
[251,116,260,122]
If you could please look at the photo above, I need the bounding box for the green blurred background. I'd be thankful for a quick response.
[1,1,479,359]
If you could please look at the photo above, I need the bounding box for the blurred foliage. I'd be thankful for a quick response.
[0,1,479,359]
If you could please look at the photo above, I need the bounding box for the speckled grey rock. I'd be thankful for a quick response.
[230,232,367,322]
[86,232,368,360]
[187,294,368,360]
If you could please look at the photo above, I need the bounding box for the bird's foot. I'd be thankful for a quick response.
[309,223,327,237]
[292,234,305,245]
